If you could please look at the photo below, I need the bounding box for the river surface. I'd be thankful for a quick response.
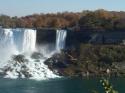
[0,78,124,93]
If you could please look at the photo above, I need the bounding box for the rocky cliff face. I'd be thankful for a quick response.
[36,29,125,48]
[37,28,56,44]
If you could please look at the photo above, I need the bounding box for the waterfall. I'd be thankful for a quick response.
[0,29,17,61]
[56,30,67,52]
[0,28,36,53]
[0,29,14,48]
[0,28,59,80]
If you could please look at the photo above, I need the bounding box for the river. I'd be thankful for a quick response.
[0,77,124,93]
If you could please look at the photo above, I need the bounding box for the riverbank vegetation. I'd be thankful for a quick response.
[1,9,125,31]
[45,44,125,77]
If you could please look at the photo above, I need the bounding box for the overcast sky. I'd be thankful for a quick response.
[0,0,125,17]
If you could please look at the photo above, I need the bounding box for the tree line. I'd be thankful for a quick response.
[1,9,125,31]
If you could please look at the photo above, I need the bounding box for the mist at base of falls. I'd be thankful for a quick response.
[0,28,67,80]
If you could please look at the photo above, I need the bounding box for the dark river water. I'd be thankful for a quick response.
[0,77,124,93]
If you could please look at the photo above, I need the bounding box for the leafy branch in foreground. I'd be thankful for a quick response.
[100,79,118,93]
[92,79,118,93]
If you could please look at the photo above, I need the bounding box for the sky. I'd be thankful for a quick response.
[0,0,125,17]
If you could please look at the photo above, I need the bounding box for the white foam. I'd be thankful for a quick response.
[3,58,59,80]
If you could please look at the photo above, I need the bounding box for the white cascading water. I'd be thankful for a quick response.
[17,29,36,53]
[0,28,36,53]
[0,28,18,62]
[0,28,58,80]
[21,29,36,53]
[0,29,14,48]
[56,30,67,52]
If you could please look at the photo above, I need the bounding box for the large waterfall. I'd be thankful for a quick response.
[0,28,58,80]
[0,28,36,53]
[56,30,67,52]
